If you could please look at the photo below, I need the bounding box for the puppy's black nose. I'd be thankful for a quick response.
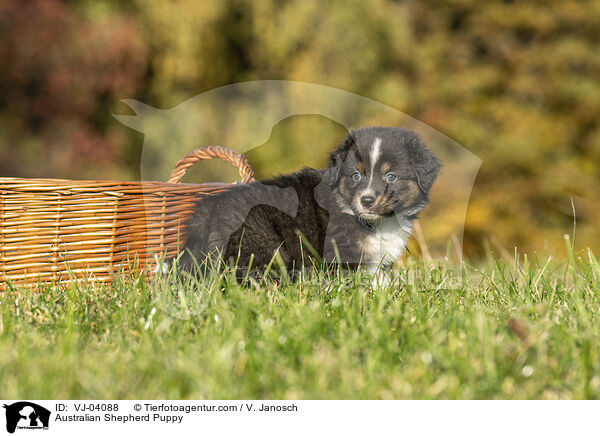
[360,195,376,208]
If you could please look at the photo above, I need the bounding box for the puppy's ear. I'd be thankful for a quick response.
[327,129,356,186]
[411,137,442,195]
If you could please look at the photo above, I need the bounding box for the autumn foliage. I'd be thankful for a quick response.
[1,0,599,257]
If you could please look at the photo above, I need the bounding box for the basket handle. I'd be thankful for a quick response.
[168,145,255,184]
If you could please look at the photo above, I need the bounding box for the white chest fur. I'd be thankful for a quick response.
[359,215,412,271]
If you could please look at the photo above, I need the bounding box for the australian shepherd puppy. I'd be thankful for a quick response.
[179,127,441,274]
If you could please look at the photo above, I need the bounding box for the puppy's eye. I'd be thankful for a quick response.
[351,171,362,181]
[385,173,397,182]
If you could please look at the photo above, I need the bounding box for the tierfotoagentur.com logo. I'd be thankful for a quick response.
[2,402,50,433]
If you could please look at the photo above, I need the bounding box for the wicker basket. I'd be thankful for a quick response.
[0,146,255,290]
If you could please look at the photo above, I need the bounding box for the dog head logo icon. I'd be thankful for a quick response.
[3,402,50,433]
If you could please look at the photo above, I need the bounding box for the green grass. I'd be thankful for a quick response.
[1,241,600,399]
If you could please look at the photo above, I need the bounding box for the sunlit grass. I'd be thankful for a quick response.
[1,240,600,399]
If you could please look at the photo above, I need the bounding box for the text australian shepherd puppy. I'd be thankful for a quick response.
[179,127,441,274]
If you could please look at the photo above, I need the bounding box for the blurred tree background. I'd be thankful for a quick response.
[1,0,599,258]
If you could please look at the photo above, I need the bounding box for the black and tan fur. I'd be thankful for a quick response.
[179,127,441,274]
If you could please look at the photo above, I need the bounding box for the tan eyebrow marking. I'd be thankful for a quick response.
[357,160,365,173]
[380,162,391,173]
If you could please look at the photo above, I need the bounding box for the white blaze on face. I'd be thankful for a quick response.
[363,137,382,198]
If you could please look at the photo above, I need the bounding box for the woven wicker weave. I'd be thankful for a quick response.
[0,146,255,290]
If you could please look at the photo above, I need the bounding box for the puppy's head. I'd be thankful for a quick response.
[327,127,441,225]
